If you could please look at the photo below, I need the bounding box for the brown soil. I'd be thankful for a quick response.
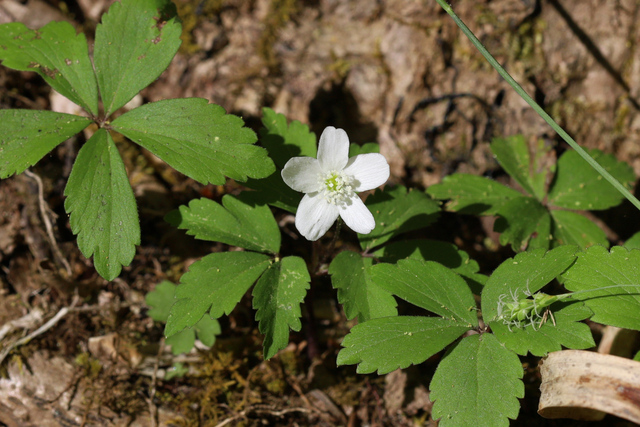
[1,0,639,425]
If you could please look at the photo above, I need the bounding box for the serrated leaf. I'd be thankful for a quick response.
[494,196,550,251]
[481,246,578,322]
[430,333,524,427]
[375,239,487,293]
[624,232,640,251]
[94,0,181,116]
[165,194,280,254]
[165,329,196,355]
[489,301,594,356]
[427,173,522,215]
[64,129,140,280]
[491,135,554,200]
[0,110,91,178]
[194,315,221,347]
[253,256,310,359]
[243,171,302,213]
[551,210,608,248]
[329,251,397,322]
[349,142,379,157]
[0,21,98,115]
[337,316,469,374]
[146,280,177,322]
[369,259,478,326]
[165,252,270,337]
[259,107,316,169]
[548,149,636,210]
[358,186,439,250]
[563,245,640,330]
[112,98,275,184]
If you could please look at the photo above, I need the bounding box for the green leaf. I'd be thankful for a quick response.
[427,173,522,215]
[548,149,636,210]
[259,107,316,169]
[253,256,310,359]
[369,259,478,326]
[624,232,640,251]
[64,129,140,280]
[0,110,91,178]
[359,186,440,251]
[490,301,594,356]
[349,142,379,157]
[482,246,578,322]
[112,98,275,184]
[146,280,178,322]
[491,135,554,200]
[563,245,640,331]
[0,21,99,115]
[550,210,608,248]
[430,334,524,427]
[94,0,182,116]
[243,171,302,213]
[337,316,469,374]
[494,197,550,251]
[165,251,270,337]
[165,362,188,380]
[165,315,220,355]
[165,194,280,254]
[329,251,397,322]
[375,239,488,293]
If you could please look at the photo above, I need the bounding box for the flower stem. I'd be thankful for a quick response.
[434,0,640,212]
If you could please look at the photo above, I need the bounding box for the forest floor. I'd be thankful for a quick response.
[1,0,640,425]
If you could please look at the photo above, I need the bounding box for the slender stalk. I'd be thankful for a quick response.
[434,0,640,212]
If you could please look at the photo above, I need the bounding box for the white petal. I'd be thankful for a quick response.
[317,126,349,171]
[295,193,340,241]
[339,196,376,234]
[282,157,322,193]
[343,153,390,192]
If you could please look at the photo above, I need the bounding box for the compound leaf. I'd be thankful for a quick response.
[563,245,640,331]
[0,21,98,115]
[112,98,274,184]
[430,334,524,427]
[491,135,554,200]
[548,149,636,210]
[0,110,91,178]
[495,196,550,251]
[253,256,310,359]
[64,129,140,280]
[259,107,316,168]
[94,0,182,116]
[165,194,280,254]
[165,251,270,337]
[427,173,521,215]
[369,259,478,326]
[337,316,469,374]
[550,210,608,248]
[359,186,439,250]
[329,251,397,322]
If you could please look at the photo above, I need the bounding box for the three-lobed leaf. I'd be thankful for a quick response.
[359,186,439,250]
[0,21,98,115]
[165,194,280,254]
[253,256,310,359]
[337,316,470,374]
[112,98,275,185]
[0,110,91,178]
[370,259,478,326]
[329,251,397,322]
[64,129,140,280]
[430,333,524,427]
[94,0,182,116]
[563,245,640,331]
[165,252,271,337]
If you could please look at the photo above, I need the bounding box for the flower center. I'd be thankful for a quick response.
[319,170,355,205]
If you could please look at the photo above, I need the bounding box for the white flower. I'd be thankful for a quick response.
[281,126,390,241]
